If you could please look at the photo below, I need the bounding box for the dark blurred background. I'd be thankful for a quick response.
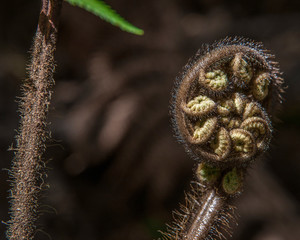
[1,0,300,239]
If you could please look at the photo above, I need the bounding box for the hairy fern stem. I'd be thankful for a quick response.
[7,0,62,239]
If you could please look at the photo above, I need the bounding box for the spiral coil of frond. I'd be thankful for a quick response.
[160,37,284,240]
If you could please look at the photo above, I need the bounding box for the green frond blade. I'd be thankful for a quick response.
[65,0,144,35]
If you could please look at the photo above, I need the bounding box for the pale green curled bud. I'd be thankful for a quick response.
[253,73,270,101]
[182,95,216,116]
[243,102,261,119]
[227,118,242,129]
[231,53,253,85]
[222,167,243,195]
[210,128,231,160]
[241,116,271,150]
[190,117,218,144]
[233,93,246,115]
[199,69,228,91]
[230,129,256,160]
[217,99,235,116]
[196,163,221,184]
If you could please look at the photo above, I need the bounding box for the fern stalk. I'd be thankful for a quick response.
[7,0,62,239]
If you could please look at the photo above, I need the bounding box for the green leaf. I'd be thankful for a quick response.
[65,0,144,35]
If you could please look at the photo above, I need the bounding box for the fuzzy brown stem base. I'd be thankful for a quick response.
[160,181,236,240]
[7,0,62,239]
[183,189,224,240]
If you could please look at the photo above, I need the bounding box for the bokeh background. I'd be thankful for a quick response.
[1,0,300,239]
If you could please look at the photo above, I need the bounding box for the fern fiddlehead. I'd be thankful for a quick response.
[160,37,283,240]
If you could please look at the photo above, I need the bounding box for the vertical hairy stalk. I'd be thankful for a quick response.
[160,182,235,240]
[160,37,284,240]
[7,0,62,239]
